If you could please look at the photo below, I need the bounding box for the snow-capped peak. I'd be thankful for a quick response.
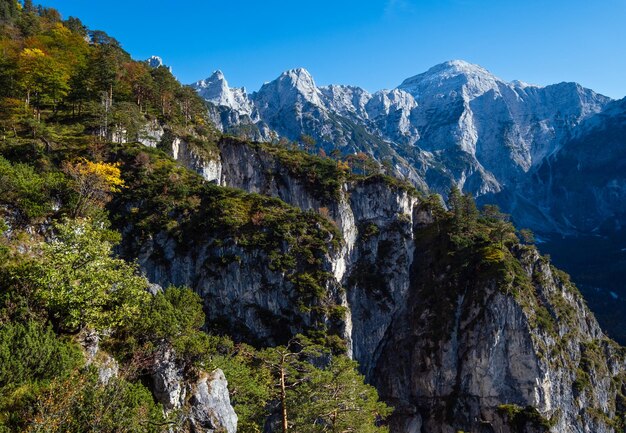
[428,60,493,78]
[281,67,315,83]
[208,69,225,81]
[510,79,539,89]
[276,68,322,104]
[194,70,225,90]
[319,84,372,118]
[146,55,172,73]
[147,55,164,68]
[399,59,503,99]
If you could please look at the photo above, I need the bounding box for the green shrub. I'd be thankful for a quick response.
[497,404,554,431]
[0,320,82,389]
[25,370,166,433]
[135,286,212,365]
[33,219,149,332]
[0,156,67,221]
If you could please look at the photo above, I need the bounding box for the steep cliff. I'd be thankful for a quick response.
[117,138,626,433]
[373,219,625,433]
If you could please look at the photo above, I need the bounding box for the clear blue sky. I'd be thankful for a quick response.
[38,0,626,98]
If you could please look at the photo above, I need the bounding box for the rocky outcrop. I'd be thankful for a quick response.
[137,227,344,346]
[170,137,222,184]
[149,130,223,184]
[189,370,238,433]
[215,138,419,368]
[78,329,119,385]
[373,242,624,433]
[151,346,238,433]
[132,138,625,433]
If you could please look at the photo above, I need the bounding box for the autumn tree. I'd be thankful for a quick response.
[151,65,179,118]
[330,147,341,160]
[17,47,70,116]
[120,61,153,113]
[63,158,125,217]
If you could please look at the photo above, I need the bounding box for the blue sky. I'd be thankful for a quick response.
[38,0,626,98]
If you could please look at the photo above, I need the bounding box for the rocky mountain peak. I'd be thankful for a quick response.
[147,55,164,68]
[191,70,254,116]
[319,84,372,118]
[253,67,325,113]
[146,55,173,73]
[398,59,503,99]
[210,69,225,81]
[281,67,315,84]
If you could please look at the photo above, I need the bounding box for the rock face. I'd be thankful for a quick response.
[491,97,626,236]
[190,60,609,197]
[151,346,238,433]
[484,97,626,346]
[78,329,119,385]
[131,138,626,433]
[373,238,621,433]
[189,61,626,348]
[189,370,238,433]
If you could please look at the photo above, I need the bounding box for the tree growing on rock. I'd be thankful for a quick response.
[260,338,391,433]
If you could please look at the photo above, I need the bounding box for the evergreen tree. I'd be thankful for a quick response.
[0,0,19,24]
[260,339,320,433]
[260,339,391,433]
[481,204,516,249]
[448,185,479,246]
[290,356,392,433]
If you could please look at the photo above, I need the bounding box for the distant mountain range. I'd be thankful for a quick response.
[191,60,610,199]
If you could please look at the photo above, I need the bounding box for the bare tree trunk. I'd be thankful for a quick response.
[280,362,288,433]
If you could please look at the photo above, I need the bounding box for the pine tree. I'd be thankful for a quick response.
[290,356,392,433]
[0,0,19,24]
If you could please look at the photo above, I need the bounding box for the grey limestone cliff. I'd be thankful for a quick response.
[131,137,625,433]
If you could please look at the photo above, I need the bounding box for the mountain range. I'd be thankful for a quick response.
[191,60,610,199]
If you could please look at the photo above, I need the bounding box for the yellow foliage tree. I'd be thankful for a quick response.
[63,159,125,217]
